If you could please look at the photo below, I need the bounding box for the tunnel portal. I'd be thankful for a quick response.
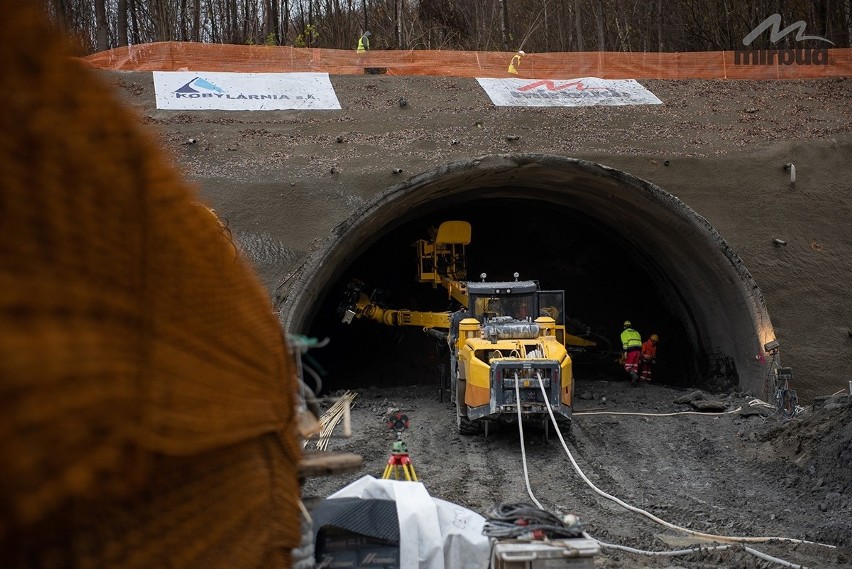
[283,155,775,398]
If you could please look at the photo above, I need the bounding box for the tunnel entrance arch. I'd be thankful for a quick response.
[282,154,776,397]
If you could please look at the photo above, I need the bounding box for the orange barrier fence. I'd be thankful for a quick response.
[83,42,852,79]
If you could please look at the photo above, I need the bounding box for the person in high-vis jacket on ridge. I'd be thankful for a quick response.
[357,31,371,53]
[620,321,642,385]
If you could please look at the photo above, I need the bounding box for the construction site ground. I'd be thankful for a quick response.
[303,379,852,568]
[101,69,852,568]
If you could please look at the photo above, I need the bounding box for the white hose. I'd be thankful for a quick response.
[533,377,836,550]
[597,540,731,556]
[574,407,741,417]
[597,541,810,568]
[515,373,543,510]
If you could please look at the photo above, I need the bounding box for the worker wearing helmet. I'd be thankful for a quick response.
[507,50,525,75]
[357,31,371,53]
[620,321,642,385]
[639,334,659,383]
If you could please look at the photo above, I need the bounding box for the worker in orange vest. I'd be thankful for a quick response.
[638,334,659,383]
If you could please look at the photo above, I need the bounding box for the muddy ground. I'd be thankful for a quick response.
[303,379,851,568]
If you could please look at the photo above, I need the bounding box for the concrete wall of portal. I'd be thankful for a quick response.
[273,144,851,405]
[282,155,779,400]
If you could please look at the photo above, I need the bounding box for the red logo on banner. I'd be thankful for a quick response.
[517,80,604,92]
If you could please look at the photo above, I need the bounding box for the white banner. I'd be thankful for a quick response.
[476,77,662,107]
[153,72,341,110]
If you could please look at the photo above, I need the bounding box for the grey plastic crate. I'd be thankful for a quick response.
[491,538,600,569]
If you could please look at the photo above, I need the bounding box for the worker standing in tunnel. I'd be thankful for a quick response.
[638,334,659,383]
[621,321,642,385]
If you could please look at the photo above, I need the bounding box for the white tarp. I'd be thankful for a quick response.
[153,71,341,110]
[329,475,490,569]
[476,77,663,107]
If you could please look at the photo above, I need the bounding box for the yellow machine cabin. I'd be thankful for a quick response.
[451,278,574,434]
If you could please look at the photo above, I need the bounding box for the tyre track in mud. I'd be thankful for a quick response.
[559,390,772,544]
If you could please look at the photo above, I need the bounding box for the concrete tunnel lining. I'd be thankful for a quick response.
[282,154,776,397]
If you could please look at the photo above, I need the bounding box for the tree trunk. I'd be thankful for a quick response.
[396,0,403,48]
[363,0,368,36]
[117,0,128,46]
[826,0,831,38]
[193,0,201,42]
[282,0,290,44]
[150,0,167,41]
[593,0,604,51]
[573,0,585,50]
[180,0,188,41]
[128,0,140,44]
[346,0,353,49]
[308,0,313,45]
[846,0,852,48]
[229,0,238,43]
[207,0,218,43]
[270,0,280,44]
[51,0,68,31]
[657,0,663,51]
[94,0,108,51]
[500,0,509,51]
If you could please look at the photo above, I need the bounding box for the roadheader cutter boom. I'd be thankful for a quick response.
[339,221,595,435]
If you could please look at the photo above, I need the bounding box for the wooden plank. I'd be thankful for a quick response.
[299,452,363,477]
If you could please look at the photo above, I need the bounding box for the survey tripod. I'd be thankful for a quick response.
[381,412,418,481]
[764,340,798,419]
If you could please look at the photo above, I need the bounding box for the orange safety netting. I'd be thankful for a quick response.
[83,41,852,79]
[1,3,301,568]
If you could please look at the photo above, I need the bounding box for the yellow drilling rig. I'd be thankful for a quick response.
[339,221,602,436]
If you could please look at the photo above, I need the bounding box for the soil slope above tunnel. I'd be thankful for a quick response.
[101,71,852,402]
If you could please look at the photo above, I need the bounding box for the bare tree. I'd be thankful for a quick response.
[845,0,852,45]
[592,0,604,50]
[573,0,585,50]
[499,0,509,50]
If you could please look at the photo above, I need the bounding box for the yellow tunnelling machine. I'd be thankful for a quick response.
[339,220,602,436]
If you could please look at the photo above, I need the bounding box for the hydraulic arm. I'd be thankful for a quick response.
[340,282,451,329]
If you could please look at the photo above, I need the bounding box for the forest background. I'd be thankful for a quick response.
[45,0,852,56]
